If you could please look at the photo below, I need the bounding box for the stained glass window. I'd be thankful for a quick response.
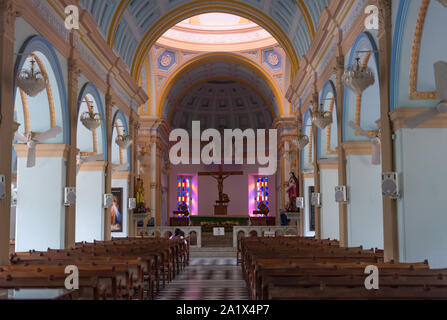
[177,176,191,216]
[256,176,269,215]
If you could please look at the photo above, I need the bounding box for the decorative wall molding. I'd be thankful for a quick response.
[112,171,130,180]
[317,158,339,170]
[78,160,107,172]
[342,141,372,156]
[390,107,447,130]
[409,0,437,100]
[13,144,70,159]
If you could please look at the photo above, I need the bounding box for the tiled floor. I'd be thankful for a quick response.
[155,258,250,300]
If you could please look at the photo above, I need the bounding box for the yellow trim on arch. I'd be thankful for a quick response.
[295,0,316,39]
[107,0,131,46]
[167,76,276,123]
[129,0,299,80]
[156,53,284,118]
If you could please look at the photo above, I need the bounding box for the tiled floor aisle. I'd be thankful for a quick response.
[155,258,250,300]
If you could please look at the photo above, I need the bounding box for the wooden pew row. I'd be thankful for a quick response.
[3,238,187,300]
[239,237,446,300]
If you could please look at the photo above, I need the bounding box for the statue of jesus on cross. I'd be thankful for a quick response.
[198,164,243,205]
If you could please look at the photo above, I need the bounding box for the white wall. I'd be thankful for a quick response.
[111,179,129,238]
[303,177,315,237]
[15,157,66,251]
[76,171,105,242]
[320,169,339,240]
[346,155,383,250]
[396,128,447,268]
[10,207,16,239]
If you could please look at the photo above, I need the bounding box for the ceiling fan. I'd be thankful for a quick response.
[14,126,62,168]
[405,61,447,128]
[76,153,104,175]
[348,121,381,165]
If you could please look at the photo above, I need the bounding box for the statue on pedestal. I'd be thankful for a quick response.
[134,178,150,214]
[286,172,300,212]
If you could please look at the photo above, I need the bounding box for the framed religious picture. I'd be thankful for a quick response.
[111,188,123,233]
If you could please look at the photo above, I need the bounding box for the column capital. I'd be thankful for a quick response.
[0,0,19,36]
[378,0,392,39]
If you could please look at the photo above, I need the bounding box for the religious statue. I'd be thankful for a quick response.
[134,178,150,214]
[286,172,299,212]
[198,165,243,215]
[135,178,145,206]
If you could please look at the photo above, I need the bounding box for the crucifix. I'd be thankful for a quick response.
[198,165,243,215]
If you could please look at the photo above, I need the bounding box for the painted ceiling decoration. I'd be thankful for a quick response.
[78,0,331,77]
[170,80,274,131]
[146,44,287,115]
[158,53,283,121]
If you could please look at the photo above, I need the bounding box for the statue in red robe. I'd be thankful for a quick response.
[286,172,299,212]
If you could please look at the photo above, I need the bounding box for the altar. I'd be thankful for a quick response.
[190,215,250,227]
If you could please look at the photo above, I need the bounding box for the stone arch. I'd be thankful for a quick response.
[342,32,380,142]
[14,35,69,144]
[111,110,131,169]
[77,83,108,159]
[317,80,338,159]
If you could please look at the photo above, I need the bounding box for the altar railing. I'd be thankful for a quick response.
[137,226,202,248]
[137,225,297,249]
[232,226,298,248]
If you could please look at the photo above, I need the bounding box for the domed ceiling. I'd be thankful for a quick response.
[158,13,277,50]
[169,81,274,131]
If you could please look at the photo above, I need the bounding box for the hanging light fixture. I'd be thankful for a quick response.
[115,130,133,149]
[293,134,310,150]
[16,59,47,97]
[311,102,332,130]
[80,110,102,131]
[342,57,375,94]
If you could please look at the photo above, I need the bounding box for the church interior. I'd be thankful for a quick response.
[1,0,447,301]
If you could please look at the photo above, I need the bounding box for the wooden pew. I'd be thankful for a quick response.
[239,237,445,300]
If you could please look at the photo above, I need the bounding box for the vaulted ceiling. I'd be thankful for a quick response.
[78,0,330,76]
[159,54,281,122]
[170,81,274,131]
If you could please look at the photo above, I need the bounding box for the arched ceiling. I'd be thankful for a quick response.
[170,80,274,131]
[78,0,331,77]
[159,54,282,121]
[158,13,278,50]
